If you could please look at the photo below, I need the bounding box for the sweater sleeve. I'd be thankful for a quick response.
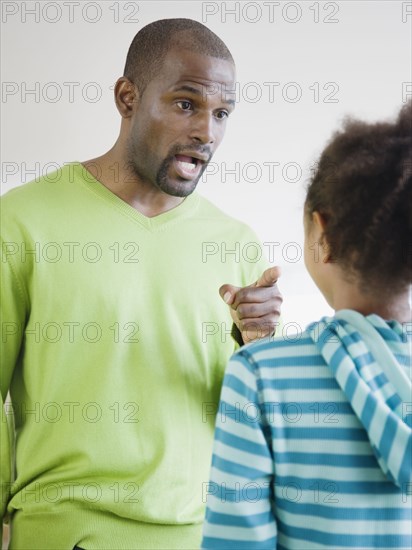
[201,348,277,549]
[0,236,28,531]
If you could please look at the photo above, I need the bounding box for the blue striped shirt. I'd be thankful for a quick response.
[201,311,412,549]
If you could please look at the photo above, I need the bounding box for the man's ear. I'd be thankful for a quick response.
[114,77,139,118]
[312,211,332,263]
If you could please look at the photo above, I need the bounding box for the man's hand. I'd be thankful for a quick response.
[219,266,283,344]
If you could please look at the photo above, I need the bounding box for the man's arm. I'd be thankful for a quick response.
[0,236,27,537]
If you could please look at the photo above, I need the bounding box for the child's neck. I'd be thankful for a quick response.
[330,280,411,323]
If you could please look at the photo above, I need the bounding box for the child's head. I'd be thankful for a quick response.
[304,101,411,300]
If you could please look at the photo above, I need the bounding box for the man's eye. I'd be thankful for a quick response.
[177,100,193,111]
[216,110,229,120]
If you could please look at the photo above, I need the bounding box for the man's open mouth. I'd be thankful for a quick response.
[173,154,205,180]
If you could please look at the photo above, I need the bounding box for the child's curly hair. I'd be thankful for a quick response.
[305,101,412,294]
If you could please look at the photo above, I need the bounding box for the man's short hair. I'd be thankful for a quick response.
[123,18,234,95]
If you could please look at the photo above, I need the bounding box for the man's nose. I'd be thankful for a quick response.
[189,112,216,145]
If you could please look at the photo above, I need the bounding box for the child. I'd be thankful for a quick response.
[201,102,412,549]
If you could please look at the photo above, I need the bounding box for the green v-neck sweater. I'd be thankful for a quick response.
[0,162,267,549]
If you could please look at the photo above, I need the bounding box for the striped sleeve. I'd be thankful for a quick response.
[201,348,277,549]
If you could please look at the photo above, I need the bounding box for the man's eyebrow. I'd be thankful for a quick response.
[172,84,236,107]
[172,84,202,96]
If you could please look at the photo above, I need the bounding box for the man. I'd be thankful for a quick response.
[1,19,282,549]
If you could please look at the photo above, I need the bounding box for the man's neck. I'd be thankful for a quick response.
[81,150,185,218]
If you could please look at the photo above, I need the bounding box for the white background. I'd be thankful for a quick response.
[1,0,411,329]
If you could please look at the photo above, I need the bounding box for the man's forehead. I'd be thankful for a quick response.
[160,46,236,90]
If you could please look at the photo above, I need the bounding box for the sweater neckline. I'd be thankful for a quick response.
[70,161,200,231]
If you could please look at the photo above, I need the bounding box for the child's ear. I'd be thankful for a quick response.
[312,211,327,232]
[312,211,332,263]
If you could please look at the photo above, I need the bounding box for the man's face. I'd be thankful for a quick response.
[126,46,236,197]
